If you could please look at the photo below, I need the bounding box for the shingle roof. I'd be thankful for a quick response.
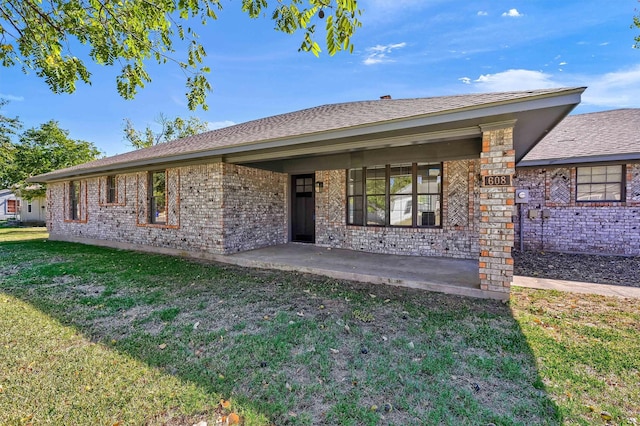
[31,87,583,181]
[520,108,640,165]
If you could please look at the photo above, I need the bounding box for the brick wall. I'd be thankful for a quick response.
[47,162,287,255]
[515,163,640,255]
[314,160,481,260]
[221,163,288,253]
[478,126,515,294]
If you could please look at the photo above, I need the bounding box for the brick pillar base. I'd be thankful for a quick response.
[478,123,516,295]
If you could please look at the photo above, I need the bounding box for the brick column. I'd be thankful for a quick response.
[478,122,516,297]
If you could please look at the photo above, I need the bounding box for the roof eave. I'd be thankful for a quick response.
[29,87,586,183]
[518,153,640,167]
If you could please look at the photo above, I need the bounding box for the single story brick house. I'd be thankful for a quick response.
[29,87,585,299]
[515,109,640,255]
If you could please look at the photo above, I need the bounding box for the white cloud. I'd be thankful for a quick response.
[363,42,407,65]
[0,93,24,102]
[599,42,610,46]
[473,69,559,91]
[208,120,236,130]
[501,8,523,18]
[580,65,640,107]
[477,11,488,16]
[467,66,640,109]
[559,61,567,66]
[458,77,471,84]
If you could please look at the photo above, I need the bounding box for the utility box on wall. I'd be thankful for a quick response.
[515,189,529,204]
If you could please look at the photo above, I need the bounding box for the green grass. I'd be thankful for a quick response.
[1,228,638,425]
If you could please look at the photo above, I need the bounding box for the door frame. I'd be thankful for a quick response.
[290,173,316,243]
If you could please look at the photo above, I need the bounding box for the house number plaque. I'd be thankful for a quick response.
[483,175,512,187]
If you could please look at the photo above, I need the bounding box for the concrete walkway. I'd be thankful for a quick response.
[513,276,640,298]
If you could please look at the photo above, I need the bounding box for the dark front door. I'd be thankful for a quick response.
[292,174,315,243]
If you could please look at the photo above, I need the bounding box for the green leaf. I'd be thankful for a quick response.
[0,0,362,110]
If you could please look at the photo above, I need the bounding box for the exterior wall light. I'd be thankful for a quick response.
[315,181,324,193]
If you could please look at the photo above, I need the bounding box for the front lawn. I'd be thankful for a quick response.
[1,228,638,425]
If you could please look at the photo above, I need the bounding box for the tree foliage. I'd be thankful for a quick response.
[123,114,209,149]
[634,3,640,49]
[2,119,101,200]
[0,0,362,110]
[0,99,21,180]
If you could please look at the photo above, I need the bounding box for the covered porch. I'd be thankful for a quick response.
[223,243,487,299]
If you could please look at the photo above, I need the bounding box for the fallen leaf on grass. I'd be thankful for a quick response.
[601,411,612,421]
[220,399,231,409]
[329,348,339,354]
[158,343,167,350]
[228,412,240,424]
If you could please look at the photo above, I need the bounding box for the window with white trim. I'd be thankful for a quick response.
[576,165,624,202]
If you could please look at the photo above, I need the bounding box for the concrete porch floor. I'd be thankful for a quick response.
[222,243,490,299]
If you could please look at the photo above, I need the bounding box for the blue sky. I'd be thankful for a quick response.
[1,0,640,157]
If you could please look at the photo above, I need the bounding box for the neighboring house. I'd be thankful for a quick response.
[515,109,640,255]
[0,189,19,221]
[28,87,585,299]
[0,188,47,224]
[19,195,47,225]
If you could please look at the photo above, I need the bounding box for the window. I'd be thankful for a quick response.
[417,164,441,226]
[69,180,80,220]
[106,175,117,203]
[576,165,623,202]
[6,199,17,214]
[389,164,412,226]
[27,204,32,213]
[149,171,167,224]
[366,166,386,226]
[348,163,442,227]
[347,169,363,225]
